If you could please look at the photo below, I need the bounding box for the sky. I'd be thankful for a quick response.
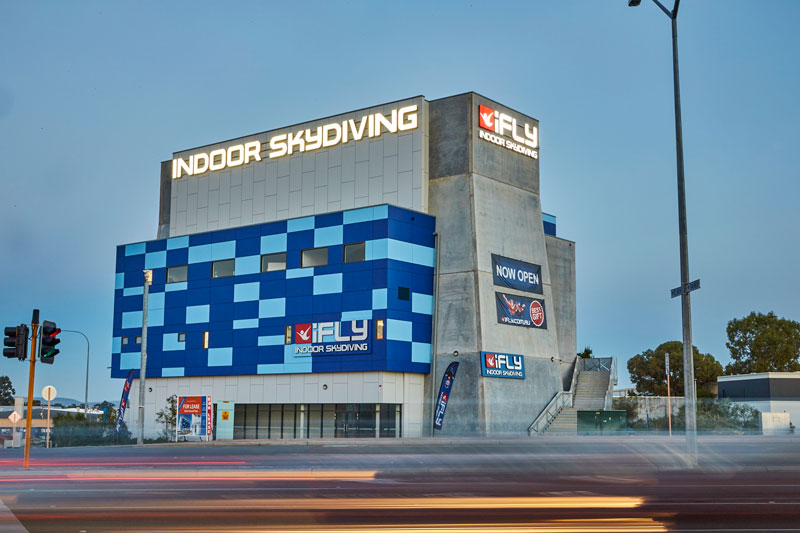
[1,1,798,403]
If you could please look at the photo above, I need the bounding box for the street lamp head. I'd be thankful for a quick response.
[628,0,642,6]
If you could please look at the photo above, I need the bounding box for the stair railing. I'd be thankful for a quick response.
[528,357,582,436]
[603,356,617,410]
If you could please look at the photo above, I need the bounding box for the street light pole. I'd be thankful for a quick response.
[61,330,90,417]
[629,0,697,462]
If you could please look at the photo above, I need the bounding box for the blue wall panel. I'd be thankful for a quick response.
[111,205,435,379]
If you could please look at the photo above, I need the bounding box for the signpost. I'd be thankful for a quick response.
[41,385,57,449]
[665,354,672,437]
[7,411,21,448]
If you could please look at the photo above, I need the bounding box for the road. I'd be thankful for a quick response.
[1,436,798,532]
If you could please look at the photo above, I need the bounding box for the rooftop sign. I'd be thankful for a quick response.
[172,104,419,180]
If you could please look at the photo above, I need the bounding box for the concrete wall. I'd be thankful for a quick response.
[163,97,428,238]
[426,93,568,436]
[126,371,424,439]
[546,234,577,387]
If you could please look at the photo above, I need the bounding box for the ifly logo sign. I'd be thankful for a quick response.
[478,104,538,160]
[481,351,525,379]
[293,320,371,355]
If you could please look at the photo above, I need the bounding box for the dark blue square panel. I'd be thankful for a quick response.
[287,230,314,251]
[209,329,233,348]
[236,237,260,257]
[315,211,343,228]
[210,303,234,322]
[188,263,211,281]
[261,219,287,236]
[343,221,372,243]
[210,284,234,304]
[186,288,210,306]
[286,277,312,296]
[167,248,188,266]
[234,301,258,319]
[146,240,167,253]
[342,290,371,311]
[286,295,313,317]
[233,329,258,348]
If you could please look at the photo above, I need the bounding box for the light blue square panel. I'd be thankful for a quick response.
[120,353,141,370]
[261,233,287,254]
[125,243,145,256]
[412,244,435,267]
[372,288,387,310]
[148,292,165,310]
[233,318,259,329]
[208,347,232,366]
[386,319,412,342]
[122,311,143,329]
[235,255,260,276]
[412,342,431,363]
[387,239,414,263]
[167,236,190,250]
[163,333,185,351]
[313,273,342,295]
[188,244,212,264]
[186,305,210,324]
[259,298,285,318]
[115,273,125,290]
[287,216,314,233]
[412,293,433,315]
[145,250,166,269]
[258,335,285,346]
[234,282,260,302]
[162,367,185,377]
[314,225,343,247]
[112,337,121,354]
[211,240,236,261]
[123,287,144,297]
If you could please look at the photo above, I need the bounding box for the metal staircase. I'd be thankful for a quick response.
[545,370,610,435]
[528,357,615,436]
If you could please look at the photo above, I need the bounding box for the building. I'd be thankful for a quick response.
[718,372,800,431]
[112,93,576,438]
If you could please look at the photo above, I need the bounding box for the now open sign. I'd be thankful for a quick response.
[491,254,543,294]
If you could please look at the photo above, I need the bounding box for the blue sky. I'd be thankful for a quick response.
[1,1,798,401]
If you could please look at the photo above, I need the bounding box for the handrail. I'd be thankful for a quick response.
[528,357,582,436]
[603,357,617,410]
[527,391,572,436]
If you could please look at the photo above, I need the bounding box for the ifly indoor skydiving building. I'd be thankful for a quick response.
[112,93,576,438]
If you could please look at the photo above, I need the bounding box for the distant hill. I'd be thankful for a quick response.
[18,396,116,407]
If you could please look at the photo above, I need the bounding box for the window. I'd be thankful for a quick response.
[167,265,188,283]
[343,242,365,263]
[121,336,129,346]
[376,319,385,340]
[398,286,410,301]
[135,336,142,345]
[301,247,328,268]
[178,332,186,343]
[203,331,209,349]
[261,252,287,272]
[284,325,292,345]
[212,259,235,278]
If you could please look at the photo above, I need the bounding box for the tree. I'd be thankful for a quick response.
[155,395,177,440]
[0,376,15,405]
[577,346,592,359]
[627,341,722,398]
[725,312,800,374]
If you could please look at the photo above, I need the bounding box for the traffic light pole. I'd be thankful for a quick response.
[23,309,40,470]
[137,270,152,446]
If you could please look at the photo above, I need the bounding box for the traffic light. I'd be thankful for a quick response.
[40,321,61,364]
[3,325,29,360]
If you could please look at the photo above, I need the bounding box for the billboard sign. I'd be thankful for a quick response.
[491,254,542,294]
[177,395,213,441]
[293,320,371,356]
[478,104,539,160]
[495,292,547,329]
[481,351,525,379]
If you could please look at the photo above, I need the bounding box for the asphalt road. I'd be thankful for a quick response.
[1,436,799,532]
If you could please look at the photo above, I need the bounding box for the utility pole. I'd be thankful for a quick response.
[665,352,672,437]
[137,270,152,445]
[23,309,40,470]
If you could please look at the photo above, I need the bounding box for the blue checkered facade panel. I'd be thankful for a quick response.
[111,205,435,379]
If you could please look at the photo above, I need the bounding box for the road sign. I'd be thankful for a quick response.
[41,385,57,402]
[665,354,670,373]
[8,411,21,424]
[671,278,700,298]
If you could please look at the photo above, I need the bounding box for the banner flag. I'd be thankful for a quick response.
[116,369,135,435]
[433,362,459,431]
